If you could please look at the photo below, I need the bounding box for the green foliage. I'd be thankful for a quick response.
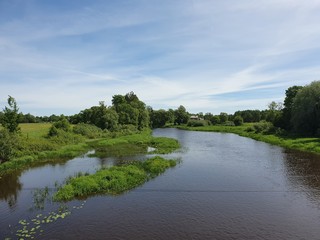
[177,123,320,155]
[89,130,180,156]
[1,95,20,133]
[139,156,177,177]
[223,121,235,126]
[234,110,261,122]
[53,156,177,201]
[219,112,228,123]
[246,121,275,134]
[73,123,103,138]
[48,118,71,136]
[210,115,220,125]
[0,129,18,162]
[233,116,243,126]
[291,81,320,136]
[187,120,208,127]
[174,105,189,125]
[112,92,149,130]
[280,86,303,130]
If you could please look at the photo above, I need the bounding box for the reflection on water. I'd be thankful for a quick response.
[2,129,320,239]
[0,171,22,208]
[283,149,320,201]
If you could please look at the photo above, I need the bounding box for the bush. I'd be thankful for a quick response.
[0,129,18,162]
[48,130,85,145]
[223,121,235,126]
[48,118,71,137]
[187,120,208,127]
[233,116,243,126]
[247,121,275,134]
[73,123,103,139]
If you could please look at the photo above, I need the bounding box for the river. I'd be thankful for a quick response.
[1,129,320,239]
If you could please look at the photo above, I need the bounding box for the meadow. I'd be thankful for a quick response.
[0,123,180,175]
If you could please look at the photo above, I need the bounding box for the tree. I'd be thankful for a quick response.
[233,116,243,126]
[266,101,282,124]
[219,112,228,124]
[281,85,303,130]
[291,81,320,136]
[112,92,149,130]
[150,109,170,128]
[1,96,20,133]
[210,115,220,125]
[0,129,18,162]
[174,105,189,125]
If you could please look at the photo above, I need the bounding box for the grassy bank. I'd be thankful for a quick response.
[54,156,177,201]
[0,124,180,175]
[177,124,320,154]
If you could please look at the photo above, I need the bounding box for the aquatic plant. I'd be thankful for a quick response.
[54,156,177,201]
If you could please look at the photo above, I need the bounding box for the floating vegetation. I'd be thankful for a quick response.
[54,156,178,201]
[6,201,86,239]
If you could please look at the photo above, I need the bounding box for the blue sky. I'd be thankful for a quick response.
[1,0,320,116]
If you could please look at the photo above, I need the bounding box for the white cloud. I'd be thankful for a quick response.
[0,0,319,115]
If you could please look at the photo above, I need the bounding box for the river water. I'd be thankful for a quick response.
[1,129,320,239]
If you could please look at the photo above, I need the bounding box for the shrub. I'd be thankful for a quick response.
[0,129,18,162]
[48,118,71,137]
[223,121,235,126]
[187,120,208,127]
[233,116,243,126]
[247,121,275,134]
[73,123,103,139]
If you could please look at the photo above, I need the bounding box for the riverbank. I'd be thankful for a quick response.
[0,124,180,175]
[176,124,320,154]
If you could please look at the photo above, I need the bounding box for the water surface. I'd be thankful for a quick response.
[1,129,320,239]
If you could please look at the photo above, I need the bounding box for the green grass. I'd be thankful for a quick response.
[88,130,180,157]
[19,123,52,139]
[177,124,320,154]
[0,124,180,175]
[54,156,177,201]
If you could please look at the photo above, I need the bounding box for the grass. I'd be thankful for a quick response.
[54,156,177,201]
[0,124,180,175]
[177,124,320,154]
[19,123,52,139]
[88,130,180,157]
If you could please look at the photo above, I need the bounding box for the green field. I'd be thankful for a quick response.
[177,124,320,154]
[0,123,180,175]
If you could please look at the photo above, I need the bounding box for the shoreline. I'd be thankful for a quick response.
[174,124,320,155]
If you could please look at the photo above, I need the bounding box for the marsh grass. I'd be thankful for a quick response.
[53,156,177,201]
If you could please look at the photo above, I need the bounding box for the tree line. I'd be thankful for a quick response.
[1,80,320,137]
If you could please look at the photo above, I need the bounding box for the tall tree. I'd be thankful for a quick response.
[291,81,320,136]
[1,96,20,133]
[281,85,303,130]
[174,105,189,125]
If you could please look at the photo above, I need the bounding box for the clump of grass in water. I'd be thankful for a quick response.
[53,156,177,201]
[30,187,50,210]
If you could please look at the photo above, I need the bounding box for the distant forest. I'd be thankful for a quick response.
[1,80,320,137]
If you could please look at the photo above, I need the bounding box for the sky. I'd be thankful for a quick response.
[1,0,320,116]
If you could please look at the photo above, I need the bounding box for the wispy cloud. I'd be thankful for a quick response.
[0,0,319,115]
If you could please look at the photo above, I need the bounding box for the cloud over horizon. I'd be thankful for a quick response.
[1,0,320,116]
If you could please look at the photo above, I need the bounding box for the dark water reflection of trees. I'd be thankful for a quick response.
[0,171,22,208]
[283,150,320,200]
